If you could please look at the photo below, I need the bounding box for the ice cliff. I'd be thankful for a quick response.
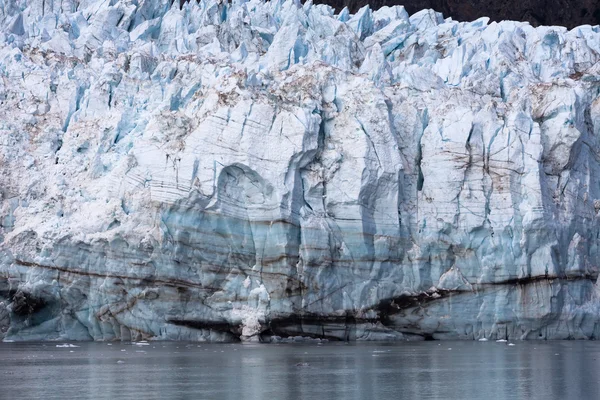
[0,0,599,342]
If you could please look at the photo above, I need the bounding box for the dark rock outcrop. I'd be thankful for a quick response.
[315,0,600,28]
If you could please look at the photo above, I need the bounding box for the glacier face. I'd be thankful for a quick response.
[0,0,599,342]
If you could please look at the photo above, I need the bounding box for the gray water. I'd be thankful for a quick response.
[1,341,599,400]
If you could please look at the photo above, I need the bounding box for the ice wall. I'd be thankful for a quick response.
[0,0,599,341]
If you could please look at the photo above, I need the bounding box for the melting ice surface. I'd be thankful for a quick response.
[2,341,600,400]
[0,0,600,342]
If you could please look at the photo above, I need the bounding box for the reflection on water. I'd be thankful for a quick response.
[1,340,599,400]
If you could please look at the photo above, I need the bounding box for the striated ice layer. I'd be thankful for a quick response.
[0,0,599,341]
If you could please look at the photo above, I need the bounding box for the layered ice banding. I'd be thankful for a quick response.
[0,0,599,341]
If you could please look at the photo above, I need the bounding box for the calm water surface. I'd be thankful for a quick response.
[0,340,599,399]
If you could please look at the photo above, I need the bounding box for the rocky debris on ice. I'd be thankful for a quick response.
[0,0,599,342]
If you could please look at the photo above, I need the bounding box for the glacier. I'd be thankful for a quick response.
[0,0,599,342]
